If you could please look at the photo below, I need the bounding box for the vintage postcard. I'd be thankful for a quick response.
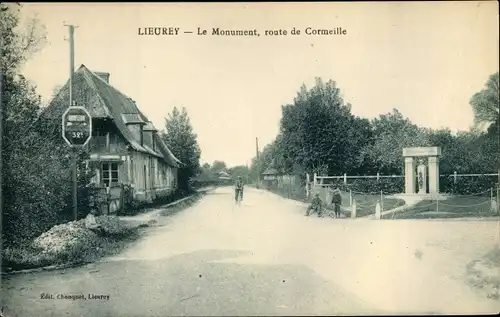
[1,1,499,316]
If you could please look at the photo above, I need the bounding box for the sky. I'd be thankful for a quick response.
[19,2,499,167]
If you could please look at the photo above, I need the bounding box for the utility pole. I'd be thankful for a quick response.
[65,23,78,221]
[256,137,260,189]
[497,106,499,215]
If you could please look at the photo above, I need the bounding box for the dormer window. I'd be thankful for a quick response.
[122,113,146,146]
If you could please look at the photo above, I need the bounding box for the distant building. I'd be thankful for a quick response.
[43,65,183,211]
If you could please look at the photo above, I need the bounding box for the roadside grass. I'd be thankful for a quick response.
[466,247,500,300]
[262,184,404,218]
[386,195,497,219]
[1,192,208,274]
[340,193,405,217]
[158,192,205,217]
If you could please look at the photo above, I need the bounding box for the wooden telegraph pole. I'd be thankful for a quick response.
[62,23,91,222]
[65,23,78,221]
[497,106,500,215]
[256,137,260,189]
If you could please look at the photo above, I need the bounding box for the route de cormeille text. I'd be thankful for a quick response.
[137,27,347,36]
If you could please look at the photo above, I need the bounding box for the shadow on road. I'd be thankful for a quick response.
[1,249,381,317]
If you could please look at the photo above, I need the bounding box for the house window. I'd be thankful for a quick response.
[101,162,119,187]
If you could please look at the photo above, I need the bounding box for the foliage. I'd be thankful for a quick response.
[249,72,499,198]
[161,106,202,192]
[1,4,95,247]
[470,72,499,131]
[440,175,498,195]
[279,78,373,175]
[2,217,140,272]
[228,165,250,179]
[361,109,430,175]
[0,3,47,76]
[210,160,227,174]
[122,184,139,213]
[324,178,405,195]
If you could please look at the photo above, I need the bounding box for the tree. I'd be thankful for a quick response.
[210,160,227,174]
[470,72,500,178]
[228,165,250,179]
[470,72,499,131]
[361,109,430,174]
[1,3,47,76]
[1,4,97,247]
[279,78,373,175]
[161,106,201,192]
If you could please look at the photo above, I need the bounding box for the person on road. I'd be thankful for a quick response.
[235,176,244,203]
[331,187,342,218]
[306,193,324,217]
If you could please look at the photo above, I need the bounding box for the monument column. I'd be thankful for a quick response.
[404,157,416,194]
[428,156,440,194]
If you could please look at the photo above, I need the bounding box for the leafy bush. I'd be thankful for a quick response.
[440,175,498,195]
[323,178,405,194]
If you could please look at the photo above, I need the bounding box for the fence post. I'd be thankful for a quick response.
[380,190,384,212]
[375,201,381,220]
[119,184,124,215]
[343,173,347,185]
[497,184,500,216]
[436,196,439,214]
[453,171,457,184]
[106,186,111,215]
[349,189,353,207]
[351,199,357,218]
[377,172,380,181]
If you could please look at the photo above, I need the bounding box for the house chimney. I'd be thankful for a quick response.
[95,72,110,84]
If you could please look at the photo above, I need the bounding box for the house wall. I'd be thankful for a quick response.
[128,151,178,202]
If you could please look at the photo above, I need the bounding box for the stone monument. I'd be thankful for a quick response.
[417,159,427,194]
[402,147,441,195]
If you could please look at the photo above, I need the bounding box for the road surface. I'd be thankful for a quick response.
[2,187,499,316]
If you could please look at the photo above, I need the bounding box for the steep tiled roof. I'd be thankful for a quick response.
[47,64,182,167]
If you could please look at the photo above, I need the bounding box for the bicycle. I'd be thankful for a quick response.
[235,188,243,206]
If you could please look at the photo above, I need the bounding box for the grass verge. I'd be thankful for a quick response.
[385,195,498,219]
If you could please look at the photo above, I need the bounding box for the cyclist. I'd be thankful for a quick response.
[235,176,244,203]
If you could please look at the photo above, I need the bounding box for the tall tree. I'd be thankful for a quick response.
[470,72,499,131]
[210,160,227,174]
[1,4,95,246]
[470,72,500,179]
[362,109,430,174]
[161,106,201,192]
[279,78,372,175]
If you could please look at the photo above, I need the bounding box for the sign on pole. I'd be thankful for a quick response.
[62,106,92,147]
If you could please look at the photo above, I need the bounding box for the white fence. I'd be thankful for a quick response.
[312,172,499,185]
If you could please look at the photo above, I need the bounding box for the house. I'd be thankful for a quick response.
[44,65,183,212]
